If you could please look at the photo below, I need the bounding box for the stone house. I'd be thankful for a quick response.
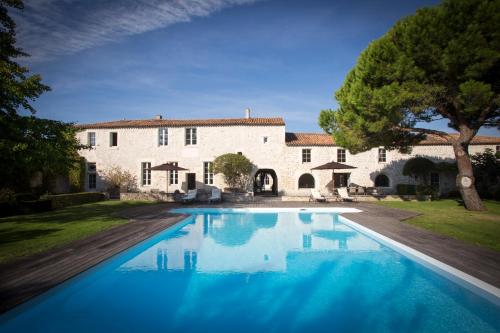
[76,111,500,197]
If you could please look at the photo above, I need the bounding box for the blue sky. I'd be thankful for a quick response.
[14,0,498,135]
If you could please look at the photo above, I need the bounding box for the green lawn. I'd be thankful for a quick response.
[376,199,500,252]
[0,200,155,264]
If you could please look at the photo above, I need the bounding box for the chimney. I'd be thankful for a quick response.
[244,108,251,119]
[154,115,162,120]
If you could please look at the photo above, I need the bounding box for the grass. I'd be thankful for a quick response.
[376,199,500,252]
[0,200,155,264]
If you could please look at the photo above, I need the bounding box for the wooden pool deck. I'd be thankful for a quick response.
[0,201,499,314]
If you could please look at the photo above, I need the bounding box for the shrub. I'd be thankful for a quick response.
[416,185,439,200]
[396,184,416,195]
[101,166,138,194]
[43,192,104,209]
[402,157,435,184]
[213,153,253,192]
[471,149,500,200]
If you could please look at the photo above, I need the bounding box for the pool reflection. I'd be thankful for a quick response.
[120,212,381,273]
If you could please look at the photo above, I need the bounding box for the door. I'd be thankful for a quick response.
[187,173,196,190]
[334,173,350,188]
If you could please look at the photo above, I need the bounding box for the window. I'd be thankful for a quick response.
[237,152,242,155]
[169,162,178,185]
[302,149,311,163]
[203,162,214,185]
[374,174,390,187]
[263,136,268,144]
[264,175,270,185]
[496,146,500,159]
[337,149,346,163]
[141,162,151,186]
[185,128,197,145]
[88,132,96,147]
[158,128,168,146]
[110,132,118,147]
[87,163,96,189]
[430,172,440,188]
[298,173,315,189]
[378,148,386,162]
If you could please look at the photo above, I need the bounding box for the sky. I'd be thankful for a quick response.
[12,0,499,136]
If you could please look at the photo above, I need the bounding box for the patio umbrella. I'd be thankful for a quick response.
[311,161,356,189]
[149,163,188,194]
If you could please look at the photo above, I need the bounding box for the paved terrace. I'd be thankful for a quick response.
[0,201,499,314]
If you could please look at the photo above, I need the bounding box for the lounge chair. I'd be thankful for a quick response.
[338,187,356,202]
[208,188,222,203]
[309,189,326,202]
[182,189,197,203]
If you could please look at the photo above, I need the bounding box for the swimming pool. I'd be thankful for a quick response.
[0,208,499,332]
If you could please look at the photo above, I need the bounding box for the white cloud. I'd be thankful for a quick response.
[13,0,259,62]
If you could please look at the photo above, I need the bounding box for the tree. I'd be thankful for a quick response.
[319,0,499,210]
[213,153,253,192]
[1,0,50,117]
[0,1,84,192]
[402,157,435,184]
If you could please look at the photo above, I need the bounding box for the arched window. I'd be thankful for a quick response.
[374,174,390,187]
[298,173,315,189]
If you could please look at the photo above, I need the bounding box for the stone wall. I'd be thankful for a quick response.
[77,125,498,198]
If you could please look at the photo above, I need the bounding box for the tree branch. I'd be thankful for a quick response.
[395,127,454,143]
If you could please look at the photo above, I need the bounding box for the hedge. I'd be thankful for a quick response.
[396,184,416,195]
[43,192,105,209]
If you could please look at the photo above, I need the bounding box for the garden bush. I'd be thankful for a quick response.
[396,184,416,195]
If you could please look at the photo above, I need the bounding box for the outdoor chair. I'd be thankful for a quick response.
[208,188,222,203]
[309,189,326,202]
[182,189,197,204]
[338,187,357,202]
[357,187,365,196]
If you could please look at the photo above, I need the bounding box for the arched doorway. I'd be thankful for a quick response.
[298,173,315,189]
[254,169,278,196]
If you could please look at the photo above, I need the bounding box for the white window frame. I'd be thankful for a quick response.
[302,149,311,163]
[337,149,346,163]
[378,148,386,162]
[185,128,197,145]
[169,162,178,185]
[141,162,151,186]
[158,128,168,146]
[88,132,96,147]
[203,162,214,185]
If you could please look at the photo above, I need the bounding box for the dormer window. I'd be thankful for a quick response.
[185,128,197,145]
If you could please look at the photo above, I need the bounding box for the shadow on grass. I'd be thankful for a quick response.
[0,201,149,225]
[0,228,61,244]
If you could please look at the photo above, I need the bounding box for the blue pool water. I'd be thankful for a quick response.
[1,210,499,333]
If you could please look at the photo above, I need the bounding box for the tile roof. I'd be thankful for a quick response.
[285,132,500,146]
[77,117,285,129]
[285,132,335,146]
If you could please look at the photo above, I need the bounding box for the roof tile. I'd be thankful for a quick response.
[285,132,500,146]
[77,117,285,129]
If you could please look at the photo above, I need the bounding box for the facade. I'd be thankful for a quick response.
[76,112,500,197]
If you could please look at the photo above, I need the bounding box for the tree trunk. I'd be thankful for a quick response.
[452,127,485,211]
